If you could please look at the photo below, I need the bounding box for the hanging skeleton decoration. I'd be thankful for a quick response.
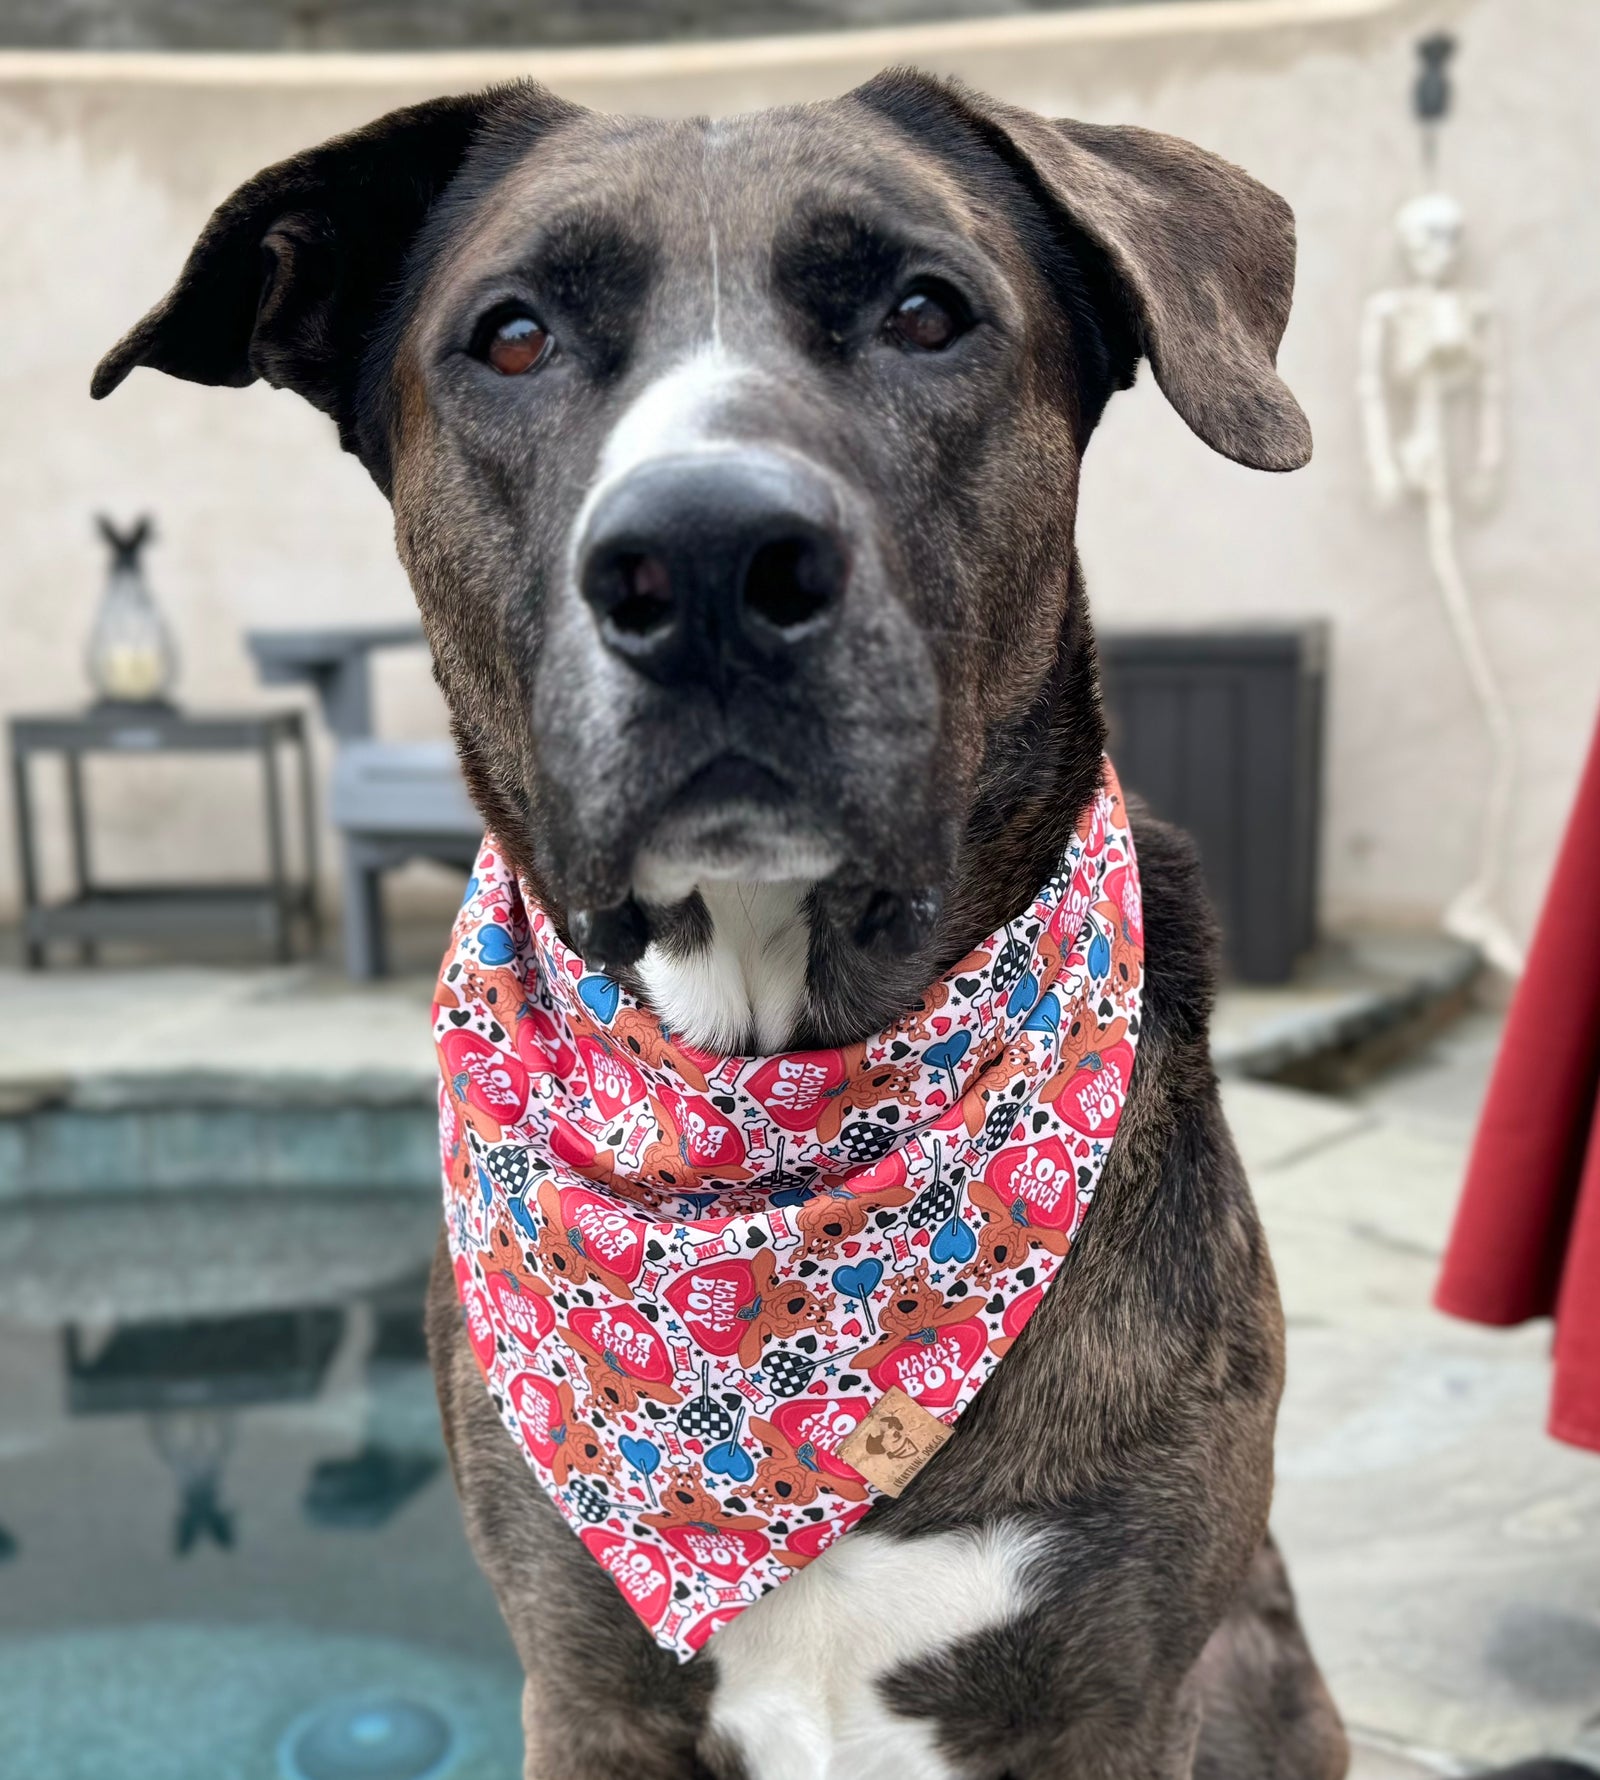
[1357,38,1521,976]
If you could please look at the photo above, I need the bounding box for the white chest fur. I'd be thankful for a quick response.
[705,1523,1042,1780]
[638,882,812,1055]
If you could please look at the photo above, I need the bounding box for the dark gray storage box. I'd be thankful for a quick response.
[1098,624,1327,985]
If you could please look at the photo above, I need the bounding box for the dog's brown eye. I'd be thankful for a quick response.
[886,287,967,352]
[479,310,551,376]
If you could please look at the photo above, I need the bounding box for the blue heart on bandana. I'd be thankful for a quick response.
[1025,990,1061,1035]
[577,973,620,1024]
[619,1436,659,1476]
[477,923,515,966]
[1088,929,1111,980]
[833,1260,883,1303]
[460,875,479,906]
[931,1216,978,1266]
[703,1437,756,1483]
[1007,971,1041,1019]
[924,1032,971,1077]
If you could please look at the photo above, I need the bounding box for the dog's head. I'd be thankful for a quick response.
[94,73,1307,1043]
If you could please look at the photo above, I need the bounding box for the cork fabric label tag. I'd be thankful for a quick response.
[838,1387,953,1497]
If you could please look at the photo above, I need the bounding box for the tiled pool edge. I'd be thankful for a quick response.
[0,1081,438,1198]
[0,929,1481,1200]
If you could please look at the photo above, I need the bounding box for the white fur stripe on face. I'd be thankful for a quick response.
[565,346,771,610]
[707,1524,1044,1780]
[579,346,762,521]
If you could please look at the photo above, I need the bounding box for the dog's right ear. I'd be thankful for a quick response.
[91,83,579,478]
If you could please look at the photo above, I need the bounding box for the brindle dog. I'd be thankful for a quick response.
[96,72,1349,1780]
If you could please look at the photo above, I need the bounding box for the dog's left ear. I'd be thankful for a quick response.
[91,83,580,483]
[856,71,1312,472]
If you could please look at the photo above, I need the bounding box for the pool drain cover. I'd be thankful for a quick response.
[280,1696,455,1780]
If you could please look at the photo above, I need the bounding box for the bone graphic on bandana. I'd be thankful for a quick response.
[762,1206,800,1251]
[684,1228,741,1263]
[730,1372,775,1415]
[441,761,1143,1659]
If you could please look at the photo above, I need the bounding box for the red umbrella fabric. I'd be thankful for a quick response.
[1436,705,1600,1453]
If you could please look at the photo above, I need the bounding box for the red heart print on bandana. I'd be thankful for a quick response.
[580,1530,674,1627]
[577,1036,646,1119]
[487,1269,555,1354]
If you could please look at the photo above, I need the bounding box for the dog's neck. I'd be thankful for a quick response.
[630,570,1106,1053]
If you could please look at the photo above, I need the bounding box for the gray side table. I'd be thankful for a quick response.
[9,705,319,968]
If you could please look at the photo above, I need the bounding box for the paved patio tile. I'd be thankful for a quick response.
[1225,1014,1600,1770]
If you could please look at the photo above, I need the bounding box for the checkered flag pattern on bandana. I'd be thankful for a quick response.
[675,1367,737,1442]
[482,1144,531,1197]
[760,1348,824,1398]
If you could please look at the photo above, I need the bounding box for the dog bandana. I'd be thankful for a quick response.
[436,761,1144,1660]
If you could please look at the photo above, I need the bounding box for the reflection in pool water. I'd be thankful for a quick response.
[0,1188,522,1779]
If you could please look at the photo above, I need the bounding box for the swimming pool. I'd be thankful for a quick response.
[0,1185,523,1780]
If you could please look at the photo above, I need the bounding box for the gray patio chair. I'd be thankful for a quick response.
[246,627,481,978]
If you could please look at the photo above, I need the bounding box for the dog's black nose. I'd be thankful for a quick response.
[578,452,848,687]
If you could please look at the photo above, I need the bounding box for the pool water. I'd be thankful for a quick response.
[0,1187,524,1780]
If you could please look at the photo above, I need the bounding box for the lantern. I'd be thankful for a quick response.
[87,514,178,706]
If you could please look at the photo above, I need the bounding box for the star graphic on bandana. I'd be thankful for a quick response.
[750,1369,765,1385]
[824,1363,839,1377]
[664,1317,684,1336]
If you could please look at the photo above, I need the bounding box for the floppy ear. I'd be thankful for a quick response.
[855,71,1311,472]
[91,82,579,481]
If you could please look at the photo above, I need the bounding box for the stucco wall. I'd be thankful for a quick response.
[2,0,1597,943]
